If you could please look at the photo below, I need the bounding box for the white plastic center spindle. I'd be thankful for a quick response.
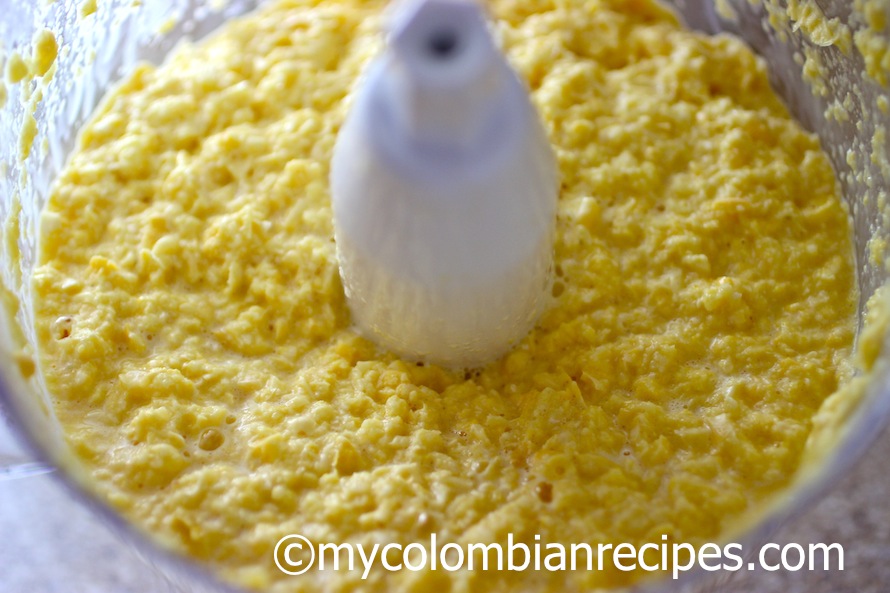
[330,0,559,369]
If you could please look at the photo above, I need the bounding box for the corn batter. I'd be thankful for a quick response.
[32,0,857,591]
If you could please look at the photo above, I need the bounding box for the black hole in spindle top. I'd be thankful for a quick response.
[427,28,460,59]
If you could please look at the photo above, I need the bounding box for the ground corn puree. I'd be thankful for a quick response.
[34,0,856,591]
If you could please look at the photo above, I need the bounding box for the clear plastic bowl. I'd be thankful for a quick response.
[1,0,888,591]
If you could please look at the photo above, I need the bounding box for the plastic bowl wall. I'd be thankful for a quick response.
[0,0,888,591]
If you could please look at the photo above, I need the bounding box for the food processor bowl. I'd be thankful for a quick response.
[1,0,889,591]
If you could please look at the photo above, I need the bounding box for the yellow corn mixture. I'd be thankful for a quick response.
[33,0,857,591]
